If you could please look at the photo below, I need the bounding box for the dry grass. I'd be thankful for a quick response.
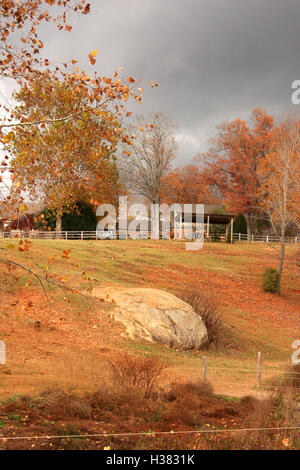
[177,286,229,350]
[282,363,300,390]
[0,239,299,411]
[106,352,168,398]
[268,363,300,396]
[1,376,299,450]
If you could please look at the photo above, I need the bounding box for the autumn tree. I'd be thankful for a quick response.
[0,1,91,124]
[257,114,300,292]
[160,164,217,205]
[0,1,90,72]
[120,113,178,204]
[0,1,147,298]
[1,2,92,221]
[0,1,144,205]
[6,77,124,231]
[198,108,274,238]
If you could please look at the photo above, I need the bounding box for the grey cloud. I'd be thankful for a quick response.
[38,0,300,164]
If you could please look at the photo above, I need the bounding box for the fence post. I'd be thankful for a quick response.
[257,352,262,388]
[0,340,6,365]
[266,235,269,243]
[81,231,83,240]
[251,234,254,243]
[202,356,207,382]
[295,236,298,244]
[239,233,241,242]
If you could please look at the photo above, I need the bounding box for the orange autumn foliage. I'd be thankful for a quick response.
[258,115,300,235]
[198,108,274,233]
[256,114,300,289]
[7,78,123,216]
[160,164,216,205]
[0,1,145,219]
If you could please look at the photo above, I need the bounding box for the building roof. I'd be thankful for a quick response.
[173,204,236,225]
[0,201,43,221]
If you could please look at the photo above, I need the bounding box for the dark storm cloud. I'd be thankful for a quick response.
[40,0,300,164]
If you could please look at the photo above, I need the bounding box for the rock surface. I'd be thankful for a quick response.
[92,287,208,349]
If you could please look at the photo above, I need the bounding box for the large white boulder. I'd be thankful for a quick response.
[92,287,208,349]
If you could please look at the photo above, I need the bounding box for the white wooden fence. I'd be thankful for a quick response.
[1,230,99,240]
[0,230,299,243]
[0,230,165,240]
[233,233,300,244]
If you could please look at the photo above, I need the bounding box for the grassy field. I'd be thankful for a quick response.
[0,238,299,397]
[0,238,299,449]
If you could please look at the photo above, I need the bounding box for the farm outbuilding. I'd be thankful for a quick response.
[173,204,237,242]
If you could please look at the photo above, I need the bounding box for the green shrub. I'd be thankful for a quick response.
[262,268,279,293]
[233,214,247,234]
[61,201,97,231]
[35,201,97,231]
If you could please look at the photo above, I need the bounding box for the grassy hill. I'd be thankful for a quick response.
[0,239,299,397]
[0,238,299,449]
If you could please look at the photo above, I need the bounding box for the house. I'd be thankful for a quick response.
[0,201,43,231]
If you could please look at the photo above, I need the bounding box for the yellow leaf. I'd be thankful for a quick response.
[282,438,290,447]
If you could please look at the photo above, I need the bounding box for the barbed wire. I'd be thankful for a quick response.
[210,380,300,391]
[0,426,299,441]
[205,366,300,374]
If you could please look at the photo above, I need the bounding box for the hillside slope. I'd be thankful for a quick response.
[0,239,299,398]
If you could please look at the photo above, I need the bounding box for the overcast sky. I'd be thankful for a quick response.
[3,0,300,167]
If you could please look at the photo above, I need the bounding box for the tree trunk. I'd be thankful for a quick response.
[244,213,251,241]
[277,227,286,294]
[153,193,160,205]
[56,213,62,233]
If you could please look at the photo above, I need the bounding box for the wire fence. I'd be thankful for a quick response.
[0,425,299,442]
[0,351,299,445]
[201,353,300,391]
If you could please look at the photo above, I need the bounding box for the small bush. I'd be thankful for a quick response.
[287,363,300,390]
[35,389,92,419]
[164,380,213,402]
[106,352,168,398]
[262,268,279,293]
[242,396,273,428]
[177,287,227,350]
[270,363,300,395]
[163,380,214,426]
